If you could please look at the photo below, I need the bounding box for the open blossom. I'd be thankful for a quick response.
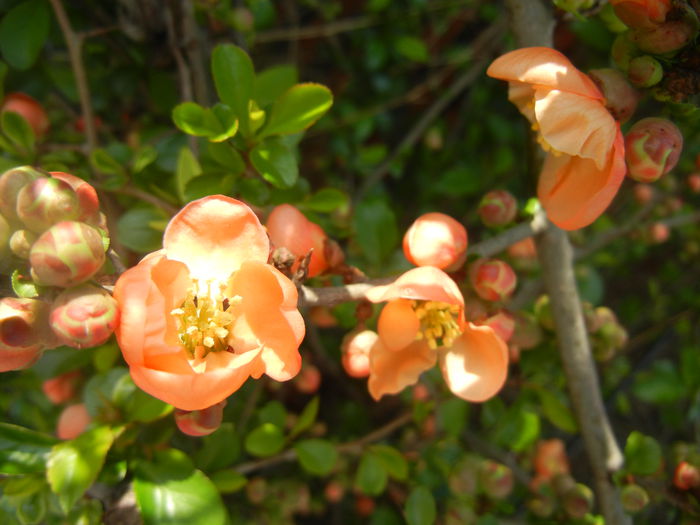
[365,266,508,402]
[113,196,305,411]
[487,47,626,230]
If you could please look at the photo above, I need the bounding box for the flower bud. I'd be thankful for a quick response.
[324,481,345,503]
[42,370,82,404]
[293,363,321,394]
[0,92,49,138]
[30,221,106,287]
[0,297,51,371]
[308,306,338,328]
[507,237,538,271]
[266,204,328,278]
[49,284,119,348]
[56,403,91,440]
[633,183,655,204]
[687,174,700,193]
[630,19,696,54]
[627,55,663,87]
[174,399,227,436]
[647,221,670,244]
[625,117,683,183]
[534,439,570,480]
[448,455,481,496]
[534,295,555,330]
[510,311,543,350]
[341,329,376,378]
[478,460,514,500]
[9,229,36,259]
[528,493,556,518]
[611,33,639,71]
[562,483,594,519]
[477,310,515,342]
[469,258,517,302]
[610,0,670,29]
[674,461,700,490]
[354,495,375,517]
[49,172,100,225]
[588,68,639,122]
[0,166,44,223]
[620,483,649,513]
[478,190,517,227]
[16,177,81,233]
[403,212,468,270]
[245,477,266,504]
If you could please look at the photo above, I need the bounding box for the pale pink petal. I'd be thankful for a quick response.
[366,266,464,306]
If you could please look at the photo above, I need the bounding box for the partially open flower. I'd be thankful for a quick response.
[403,212,468,270]
[174,399,227,436]
[488,47,626,230]
[0,297,51,372]
[366,266,508,402]
[56,403,91,440]
[114,196,305,411]
[625,117,683,183]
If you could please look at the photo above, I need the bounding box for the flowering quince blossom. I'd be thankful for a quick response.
[113,195,305,411]
[487,47,626,230]
[365,266,508,402]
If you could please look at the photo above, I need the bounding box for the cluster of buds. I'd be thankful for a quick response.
[586,305,629,361]
[0,166,118,371]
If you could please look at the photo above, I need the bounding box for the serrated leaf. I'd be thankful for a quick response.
[11,269,38,298]
[46,426,114,513]
[405,486,436,525]
[244,423,285,457]
[258,83,332,138]
[250,138,298,188]
[304,188,348,213]
[294,439,337,476]
[369,445,408,481]
[355,451,388,495]
[1,110,34,153]
[254,64,298,107]
[0,423,57,474]
[211,44,254,137]
[0,0,50,70]
[289,397,319,439]
[624,431,662,476]
[175,146,202,202]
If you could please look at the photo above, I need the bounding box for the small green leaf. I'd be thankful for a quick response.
[289,397,319,439]
[207,142,245,173]
[46,426,114,513]
[132,145,158,174]
[0,423,57,474]
[175,146,202,202]
[250,138,298,188]
[624,431,662,476]
[295,439,338,476]
[493,408,540,453]
[258,401,287,428]
[404,486,436,525]
[210,470,247,493]
[195,423,240,472]
[184,174,236,202]
[537,390,578,433]
[369,445,408,481]
[1,110,34,153]
[211,44,254,137]
[90,148,127,181]
[355,451,388,495]
[352,197,398,267]
[0,0,50,70]
[304,188,348,213]
[116,206,167,253]
[172,102,238,142]
[436,398,468,439]
[394,36,429,63]
[124,389,173,423]
[258,83,332,138]
[244,423,285,457]
[11,269,38,298]
[254,64,298,107]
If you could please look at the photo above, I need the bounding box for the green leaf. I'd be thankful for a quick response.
[172,102,238,142]
[209,470,247,494]
[352,197,398,267]
[624,431,662,476]
[632,360,686,404]
[195,423,240,472]
[369,445,408,481]
[258,83,332,138]
[133,449,228,525]
[116,206,167,253]
[0,0,49,70]
[294,439,337,476]
[355,451,388,495]
[1,110,34,153]
[175,146,202,202]
[258,401,287,428]
[89,148,127,186]
[436,398,468,439]
[404,486,436,525]
[83,367,134,419]
[0,60,7,100]
[304,188,348,213]
[207,142,245,173]
[394,36,429,63]
[289,397,319,440]
[250,137,298,188]
[0,423,57,474]
[537,390,578,433]
[184,174,236,202]
[211,44,254,137]
[253,64,298,107]
[132,145,158,174]
[11,269,38,298]
[493,408,540,453]
[244,423,285,457]
[124,389,173,423]
[46,426,114,514]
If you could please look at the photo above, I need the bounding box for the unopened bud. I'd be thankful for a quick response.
[293,363,321,394]
[647,221,670,244]
[1,92,49,138]
[478,190,517,227]
[403,212,468,270]
[245,477,266,504]
[56,403,91,440]
[469,258,517,302]
[687,174,700,193]
[611,0,670,29]
[341,329,376,378]
[16,177,81,233]
[0,166,44,223]
[354,495,375,517]
[0,297,51,371]
[174,399,227,437]
[477,310,515,342]
[621,483,649,513]
[534,439,570,480]
[625,117,683,183]
[628,55,663,87]
[633,183,655,204]
[42,370,82,404]
[479,460,514,500]
[308,306,338,328]
[588,68,639,122]
[49,284,119,348]
[448,455,481,496]
[9,229,36,259]
[0,213,10,255]
[611,33,639,71]
[630,19,696,55]
[324,481,345,503]
[49,172,100,225]
[528,493,556,518]
[507,237,538,271]
[30,221,106,287]
[562,483,594,519]
[674,461,700,490]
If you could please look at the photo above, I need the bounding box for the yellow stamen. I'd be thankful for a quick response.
[412,300,462,349]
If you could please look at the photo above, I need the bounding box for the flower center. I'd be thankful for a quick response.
[170,280,241,370]
[412,300,462,350]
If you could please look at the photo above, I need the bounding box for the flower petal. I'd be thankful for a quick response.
[538,128,626,230]
[163,195,269,281]
[366,266,464,306]
[377,298,420,352]
[487,47,603,100]
[368,339,436,400]
[440,323,508,402]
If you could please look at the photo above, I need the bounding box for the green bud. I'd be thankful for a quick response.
[628,55,663,87]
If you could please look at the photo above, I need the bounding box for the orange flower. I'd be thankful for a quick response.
[487,47,626,230]
[365,266,508,402]
[113,196,305,411]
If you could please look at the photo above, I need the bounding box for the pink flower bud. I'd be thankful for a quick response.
[29,221,105,287]
[324,481,345,503]
[9,229,36,259]
[402,212,468,270]
[478,190,517,227]
[354,495,375,517]
[308,306,338,328]
[562,483,594,519]
[687,174,700,193]
[341,329,377,378]
[588,68,640,122]
[49,172,100,225]
[293,363,321,394]
[49,284,119,348]
[56,403,91,440]
[611,0,671,29]
[448,455,481,496]
[469,258,517,302]
[42,370,82,404]
[0,92,49,138]
[647,221,670,244]
[174,399,227,437]
[16,177,81,233]
[477,310,515,342]
[633,183,655,204]
[507,237,538,271]
[0,166,44,223]
[266,204,328,277]
[478,460,514,500]
[620,484,649,513]
[630,19,696,54]
[0,297,52,371]
[625,117,683,183]
[627,55,663,87]
[674,461,700,490]
[533,439,570,480]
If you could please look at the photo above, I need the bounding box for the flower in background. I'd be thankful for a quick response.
[487,47,626,230]
[365,266,508,402]
[113,196,305,411]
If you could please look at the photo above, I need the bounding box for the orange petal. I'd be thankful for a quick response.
[366,266,464,307]
[534,89,617,169]
[163,195,269,281]
[487,47,603,100]
[377,299,420,352]
[538,128,626,230]
[440,323,508,402]
[507,83,536,124]
[368,339,436,400]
